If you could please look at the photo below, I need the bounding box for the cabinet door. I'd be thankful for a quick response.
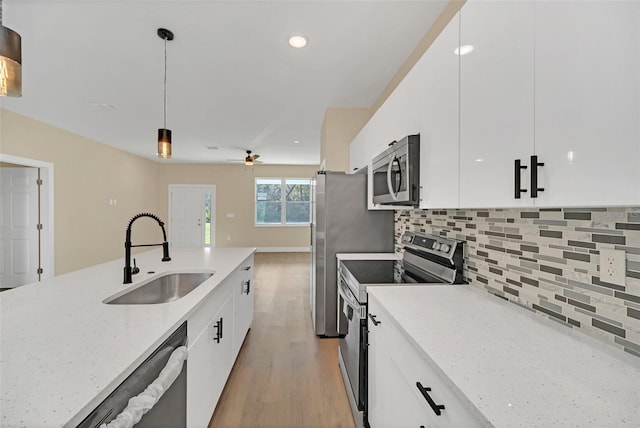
[187,294,234,428]
[418,12,460,209]
[534,1,640,207]
[368,296,485,428]
[366,299,389,428]
[459,0,535,208]
[233,256,254,357]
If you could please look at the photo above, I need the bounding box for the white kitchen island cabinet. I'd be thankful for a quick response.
[367,285,640,428]
[0,247,255,427]
[187,253,254,427]
[233,254,254,358]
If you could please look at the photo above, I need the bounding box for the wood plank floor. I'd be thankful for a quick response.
[208,252,356,428]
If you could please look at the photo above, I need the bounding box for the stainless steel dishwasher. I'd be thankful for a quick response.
[77,322,187,428]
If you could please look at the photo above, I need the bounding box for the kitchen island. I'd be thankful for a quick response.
[0,247,255,428]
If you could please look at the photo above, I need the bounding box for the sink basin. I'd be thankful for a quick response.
[105,272,214,304]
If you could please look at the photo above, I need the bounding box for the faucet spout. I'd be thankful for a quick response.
[124,212,171,284]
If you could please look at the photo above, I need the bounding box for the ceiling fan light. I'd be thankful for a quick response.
[0,23,22,97]
[245,159,253,166]
[158,128,172,159]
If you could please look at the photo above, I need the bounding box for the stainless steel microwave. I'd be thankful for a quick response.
[371,134,420,206]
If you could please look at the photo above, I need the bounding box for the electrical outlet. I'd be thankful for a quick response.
[600,249,626,286]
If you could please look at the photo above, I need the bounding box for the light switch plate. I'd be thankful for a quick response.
[600,249,626,286]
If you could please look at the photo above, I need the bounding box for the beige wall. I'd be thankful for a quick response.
[0,109,318,274]
[1,109,162,275]
[157,164,318,249]
[321,108,372,173]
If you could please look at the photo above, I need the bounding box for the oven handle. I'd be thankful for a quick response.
[338,274,366,319]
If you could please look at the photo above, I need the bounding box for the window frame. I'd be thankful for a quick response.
[255,177,311,227]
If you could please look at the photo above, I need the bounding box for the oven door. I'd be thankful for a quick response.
[338,274,367,411]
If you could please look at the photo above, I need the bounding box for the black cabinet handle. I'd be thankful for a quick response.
[416,382,445,416]
[514,159,528,199]
[213,317,223,343]
[368,313,381,326]
[242,279,251,295]
[530,155,545,198]
[242,266,251,271]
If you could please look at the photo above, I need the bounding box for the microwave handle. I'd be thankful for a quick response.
[386,156,401,201]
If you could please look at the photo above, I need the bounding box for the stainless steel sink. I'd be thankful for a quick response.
[105,272,214,304]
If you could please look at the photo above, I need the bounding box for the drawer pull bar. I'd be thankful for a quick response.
[416,382,445,416]
[213,317,224,343]
[530,155,545,198]
[368,313,381,326]
[514,159,528,199]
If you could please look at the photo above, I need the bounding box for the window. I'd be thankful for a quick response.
[256,178,311,225]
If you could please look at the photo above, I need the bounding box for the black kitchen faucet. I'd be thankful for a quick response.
[123,212,171,284]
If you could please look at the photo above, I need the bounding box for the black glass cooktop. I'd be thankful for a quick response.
[340,259,400,284]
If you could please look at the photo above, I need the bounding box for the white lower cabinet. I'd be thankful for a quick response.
[368,297,483,428]
[186,256,255,427]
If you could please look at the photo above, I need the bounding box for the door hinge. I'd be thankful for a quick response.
[36,179,43,186]
[37,268,44,274]
[37,224,43,230]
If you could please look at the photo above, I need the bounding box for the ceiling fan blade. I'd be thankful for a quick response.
[252,154,260,160]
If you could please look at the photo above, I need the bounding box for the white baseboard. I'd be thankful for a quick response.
[256,246,311,253]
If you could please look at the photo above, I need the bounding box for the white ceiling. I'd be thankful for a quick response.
[1,0,447,165]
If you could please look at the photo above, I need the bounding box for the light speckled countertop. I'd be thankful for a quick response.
[368,285,640,428]
[0,247,255,428]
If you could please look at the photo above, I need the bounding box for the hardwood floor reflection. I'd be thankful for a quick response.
[208,252,355,428]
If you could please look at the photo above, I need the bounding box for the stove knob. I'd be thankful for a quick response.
[439,243,450,253]
[432,242,441,251]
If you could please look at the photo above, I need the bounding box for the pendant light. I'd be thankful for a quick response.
[157,28,173,159]
[0,0,22,97]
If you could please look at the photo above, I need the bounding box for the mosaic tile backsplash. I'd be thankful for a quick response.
[395,207,640,358]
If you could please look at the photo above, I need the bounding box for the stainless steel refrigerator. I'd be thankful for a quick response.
[310,171,394,337]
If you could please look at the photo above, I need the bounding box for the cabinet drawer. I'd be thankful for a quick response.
[387,321,483,427]
[188,277,232,343]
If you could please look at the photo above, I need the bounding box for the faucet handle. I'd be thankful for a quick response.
[132,258,140,275]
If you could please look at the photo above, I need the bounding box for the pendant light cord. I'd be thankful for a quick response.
[163,36,167,128]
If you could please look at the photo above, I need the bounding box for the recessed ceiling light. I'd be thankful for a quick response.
[455,45,474,56]
[294,140,300,144]
[288,35,308,49]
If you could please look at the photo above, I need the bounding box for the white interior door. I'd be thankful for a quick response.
[0,167,39,287]
[169,185,215,248]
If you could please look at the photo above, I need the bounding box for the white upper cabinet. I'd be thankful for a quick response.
[417,12,460,209]
[459,0,535,208]
[534,1,640,207]
[350,12,461,209]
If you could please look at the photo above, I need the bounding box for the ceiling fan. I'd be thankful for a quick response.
[227,150,262,166]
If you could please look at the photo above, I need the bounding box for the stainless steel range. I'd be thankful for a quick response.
[337,231,465,428]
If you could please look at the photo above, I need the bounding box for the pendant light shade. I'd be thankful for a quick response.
[157,28,173,159]
[0,1,22,97]
[158,128,172,159]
